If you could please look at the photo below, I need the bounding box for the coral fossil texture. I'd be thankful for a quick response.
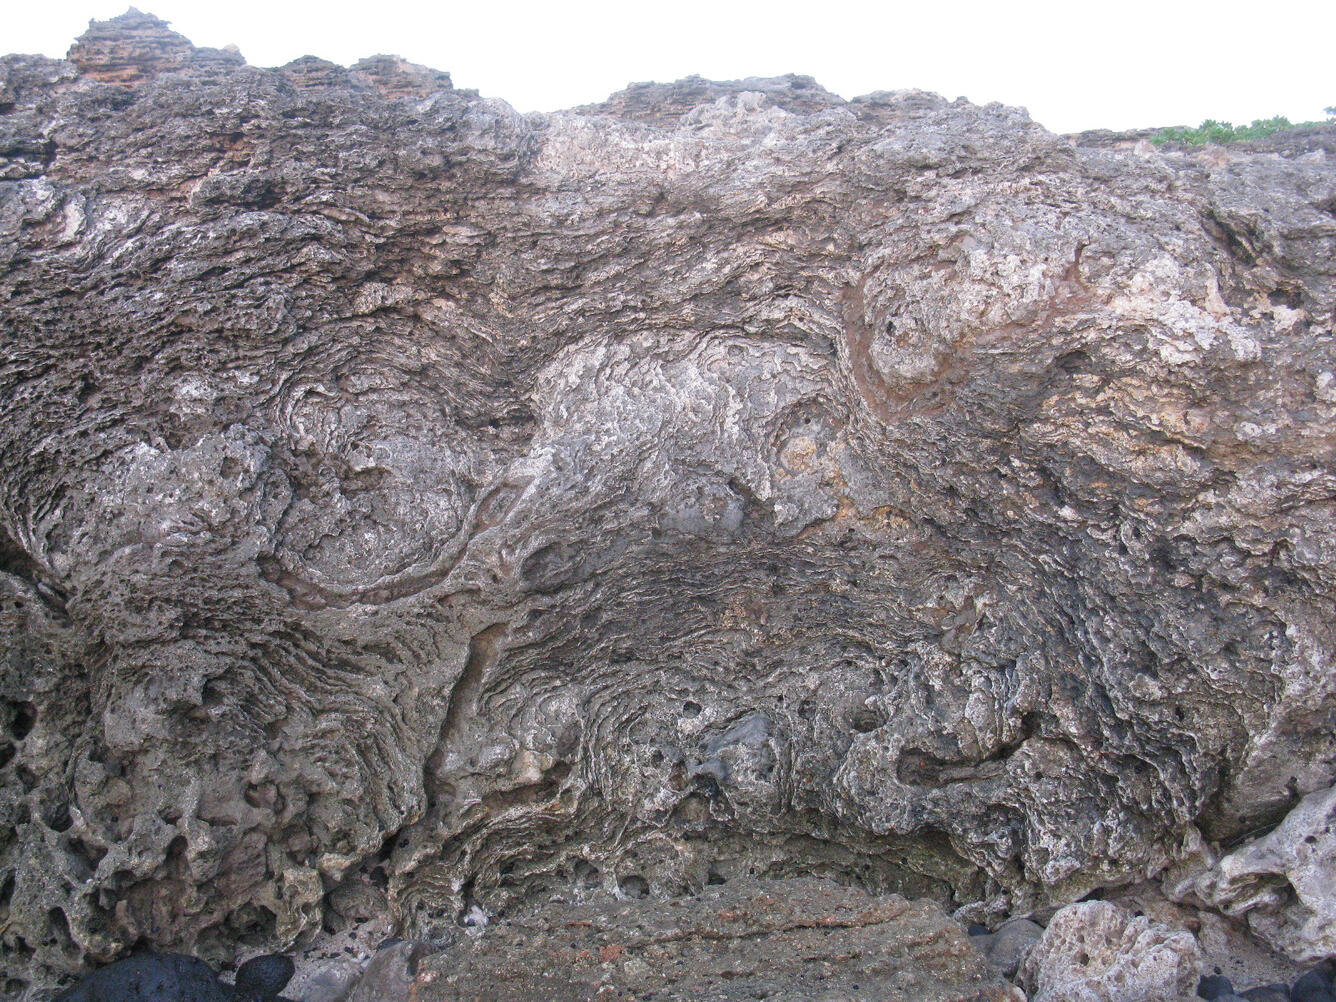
[2,7,1336,994]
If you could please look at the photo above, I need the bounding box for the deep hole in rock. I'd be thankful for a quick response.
[618,875,650,899]
[8,701,36,740]
[1054,349,1094,374]
[849,708,881,733]
[46,907,74,952]
[42,800,72,833]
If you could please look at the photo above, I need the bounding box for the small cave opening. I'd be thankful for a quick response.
[6,701,36,741]
[617,874,650,899]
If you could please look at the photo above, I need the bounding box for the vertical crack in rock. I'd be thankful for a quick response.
[2,10,1336,996]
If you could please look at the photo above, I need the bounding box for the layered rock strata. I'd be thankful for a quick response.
[410,876,1024,1001]
[2,9,1336,998]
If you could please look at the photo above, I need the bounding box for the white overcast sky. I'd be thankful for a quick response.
[7,0,1334,134]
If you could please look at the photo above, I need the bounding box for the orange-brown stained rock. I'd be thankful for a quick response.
[277,55,352,92]
[349,55,453,100]
[66,8,239,86]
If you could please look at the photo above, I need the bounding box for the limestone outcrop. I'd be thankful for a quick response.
[1179,785,1336,961]
[1018,901,1202,1002]
[2,10,1335,998]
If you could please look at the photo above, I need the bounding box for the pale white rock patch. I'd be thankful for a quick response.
[1019,901,1203,1002]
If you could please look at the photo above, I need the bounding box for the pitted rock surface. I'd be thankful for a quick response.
[410,877,1022,1002]
[1018,901,1202,1002]
[3,9,1336,998]
[1182,785,1336,961]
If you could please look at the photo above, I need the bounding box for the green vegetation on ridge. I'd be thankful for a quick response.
[1152,108,1335,146]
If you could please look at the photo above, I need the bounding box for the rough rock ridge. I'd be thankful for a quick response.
[2,10,1335,998]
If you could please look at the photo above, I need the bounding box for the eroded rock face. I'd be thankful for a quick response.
[2,10,1336,997]
[1180,785,1336,961]
[1018,901,1202,1002]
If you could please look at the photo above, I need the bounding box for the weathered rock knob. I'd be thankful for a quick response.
[66,8,241,86]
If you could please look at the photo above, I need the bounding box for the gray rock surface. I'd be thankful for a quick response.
[1239,988,1290,1002]
[410,876,1023,1002]
[976,917,1044,978]
[1179,784,1336,961]
[1018,900,1202,1001]
[3,9,1336,998]
[345,940,437,1002]
[1103,883,1307,993]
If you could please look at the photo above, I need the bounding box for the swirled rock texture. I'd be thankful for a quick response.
[3,9,1336,998]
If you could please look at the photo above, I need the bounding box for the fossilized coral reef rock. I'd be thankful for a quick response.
[2,8,1336,997]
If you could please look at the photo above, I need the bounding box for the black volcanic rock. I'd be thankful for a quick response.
[52,952,291,1002]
